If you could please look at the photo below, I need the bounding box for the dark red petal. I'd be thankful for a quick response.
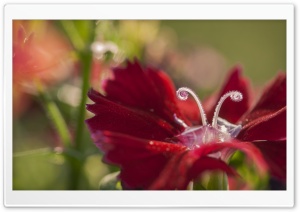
[149,151,190,190]
[238,106,286,141]
[189,157,237,185]
[103,59,190,129]
[204,65,252,124]
[252,140,286,181]
[91,131,187,189]
[241,72,286,126]
[176,98,201,125]
[86,89,180,140]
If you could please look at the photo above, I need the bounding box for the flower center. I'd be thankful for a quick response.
[175,87,243,149]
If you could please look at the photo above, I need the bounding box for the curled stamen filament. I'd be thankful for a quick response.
[212,91,243,128]
[176,87,207,126]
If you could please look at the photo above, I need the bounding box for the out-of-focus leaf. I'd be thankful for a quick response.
[193,181,206,190]
[206,171,228,190]
[229,150,269,189]
[57,20,94,51]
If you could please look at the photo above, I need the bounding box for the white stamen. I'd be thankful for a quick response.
[176,87,208,126]
[174,114,188,128]
[212,91,243,128]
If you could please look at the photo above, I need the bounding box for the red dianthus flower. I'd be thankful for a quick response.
[86,59,285,190]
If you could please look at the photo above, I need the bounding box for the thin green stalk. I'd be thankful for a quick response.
[207,172,228,190]
[36,82,83,189]
[66,21,95,189]
[65,52,93,190]
[37,83,72,148]
[74,52,93,151]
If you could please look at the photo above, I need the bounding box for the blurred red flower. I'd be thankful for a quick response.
[86,59,285,190]
[13,21,73,116]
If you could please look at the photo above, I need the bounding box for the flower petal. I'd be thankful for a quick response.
[238,106,286,141]
[103,59,190,129]
[91,131,187,190]
[241,72,286,126]
[252,140,286,181]
[176,98,201,125]
[204,65,252,124]
[86,89,181,140]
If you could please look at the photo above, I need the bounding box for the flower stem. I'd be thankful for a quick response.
[207,172,228,190]
[65,51,93,190]
[36,82,82,189]
[74,51,93,151]
[36,82,72,148]
[70,21,95,189]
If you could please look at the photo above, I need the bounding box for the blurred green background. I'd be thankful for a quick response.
[162,20,286,84]
[13,20,286,190]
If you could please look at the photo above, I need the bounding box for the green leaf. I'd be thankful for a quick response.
[99,172,122,190]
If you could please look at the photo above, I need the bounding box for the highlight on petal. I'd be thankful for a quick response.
[204,65,252,124]
[102,59,190,129]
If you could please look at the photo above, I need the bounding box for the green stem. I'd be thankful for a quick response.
[53,20,95,189]
[36,82,85,190]
[70,21,95,189]
[37,84,72,148]
[207,172,228,190]
[74,52,93,151]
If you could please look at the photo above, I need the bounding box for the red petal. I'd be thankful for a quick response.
[103,59,190,129]
[238,106,286,141]
[252,140,286,181]
[241,73,286,126]
[91,131,187,189]
[204,65,252,124]
[176,98,201,125]
[86,89,180,140]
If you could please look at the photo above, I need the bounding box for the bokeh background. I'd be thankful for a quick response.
[13,20,286,190]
